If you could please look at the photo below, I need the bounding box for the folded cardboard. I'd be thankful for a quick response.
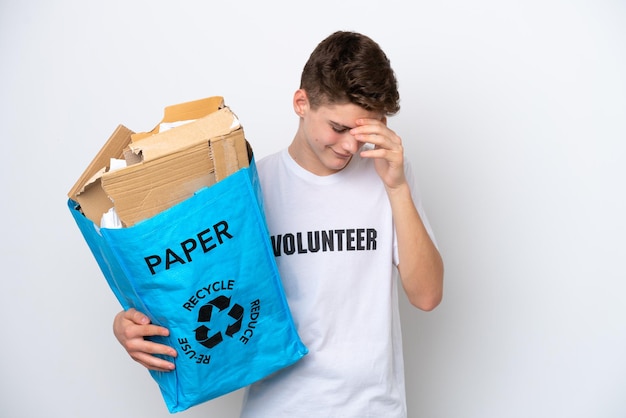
[67,96,250,227]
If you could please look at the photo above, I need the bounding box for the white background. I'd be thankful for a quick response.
[1,1,625,417]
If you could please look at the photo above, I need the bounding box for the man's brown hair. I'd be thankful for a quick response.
[300,31,400,116]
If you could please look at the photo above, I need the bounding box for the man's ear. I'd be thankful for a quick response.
[293,89,309,117]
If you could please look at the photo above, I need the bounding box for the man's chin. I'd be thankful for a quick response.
[326,156,352,172]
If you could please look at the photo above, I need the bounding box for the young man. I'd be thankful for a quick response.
[113,30,443,417]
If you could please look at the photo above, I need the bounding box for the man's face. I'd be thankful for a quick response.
[292,99,383,176]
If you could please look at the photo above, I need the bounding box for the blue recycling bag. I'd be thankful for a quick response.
[68,159,307,413]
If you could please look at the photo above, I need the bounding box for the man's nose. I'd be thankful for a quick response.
[338,134,359,154]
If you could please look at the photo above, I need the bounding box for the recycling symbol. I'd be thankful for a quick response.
[194,295,244,349]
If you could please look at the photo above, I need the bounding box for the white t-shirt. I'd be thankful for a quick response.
[240,148,435,418]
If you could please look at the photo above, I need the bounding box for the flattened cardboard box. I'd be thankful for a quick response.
[66,96,307,412]
[68,96,250,227]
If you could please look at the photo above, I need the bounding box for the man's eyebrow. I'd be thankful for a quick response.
[329,121,354,130]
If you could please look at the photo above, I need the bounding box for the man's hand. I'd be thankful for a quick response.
[352,117,407,191]
[113,308,177,372]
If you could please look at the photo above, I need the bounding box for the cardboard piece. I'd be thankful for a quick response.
[67,96,250,227]
[67,125,135,227]
[130,95,225,142]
